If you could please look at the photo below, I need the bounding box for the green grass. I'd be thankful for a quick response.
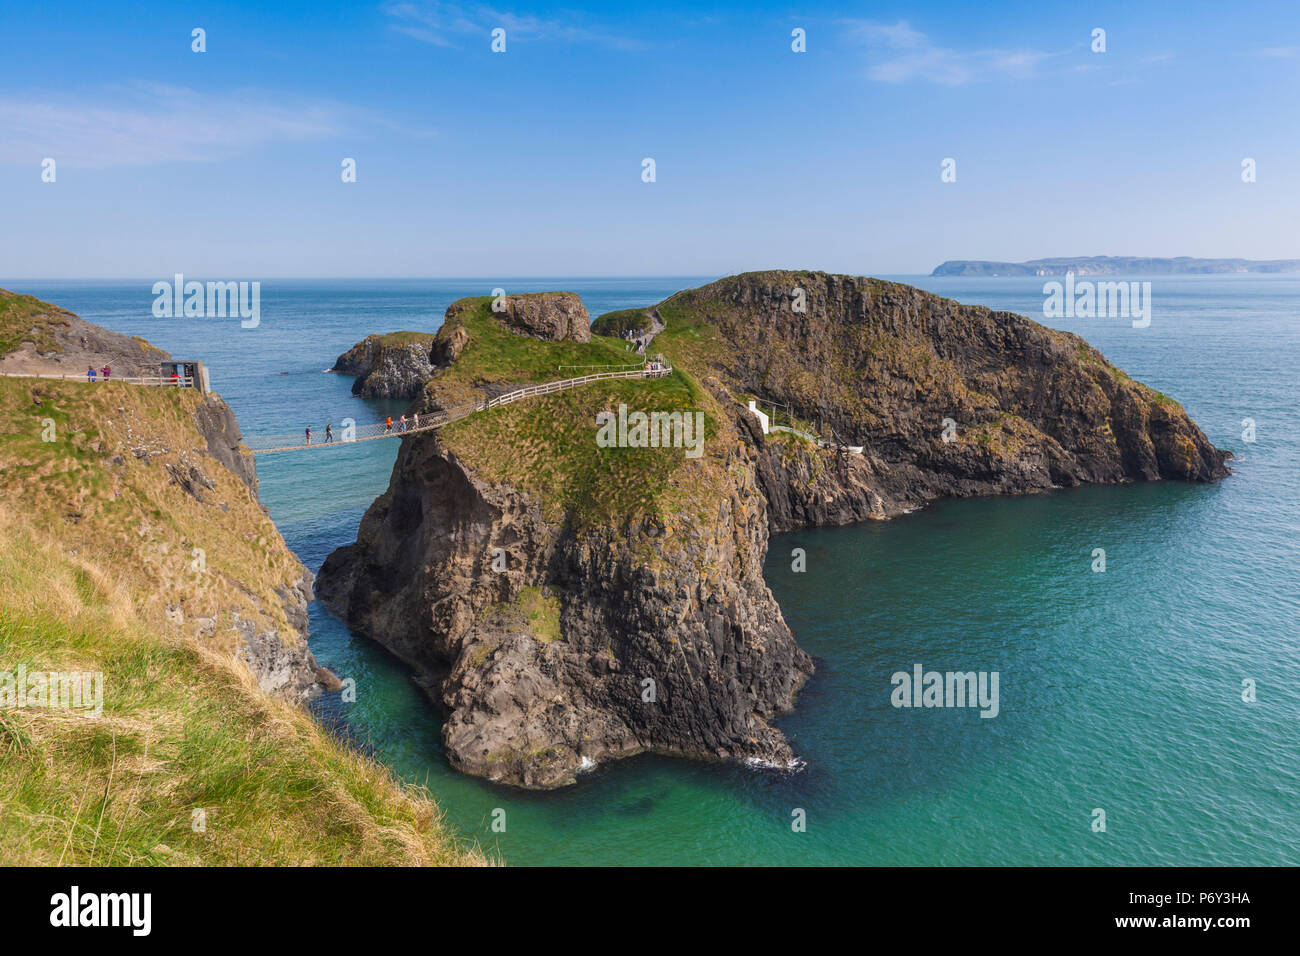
[490,587,562,643]
[440,367,716,529]
[652,294,730,372]
[0,585,483,865]
[0,376,485,866]
[374,331,436,346]
[591,308,653,338]
[0,290,73,357]
[432,297,638,393]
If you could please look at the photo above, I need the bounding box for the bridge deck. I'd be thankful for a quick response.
[0,361,676,454]
[246,362,673,454]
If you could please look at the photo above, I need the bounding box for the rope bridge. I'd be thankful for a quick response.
[245,361,673,454]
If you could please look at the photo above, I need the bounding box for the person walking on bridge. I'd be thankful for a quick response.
[400,414,408,432]
[87,366,97,382]
[385,416,393,434]
[325,423,333,444]
[305,425,312,446]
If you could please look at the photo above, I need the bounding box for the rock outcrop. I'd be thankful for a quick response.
[319,408,810,788]
[332,333,437,399]
[661,271,1229,511]
[234,568,325,703]
[496,292,591,343]
[332,293,593,402]
[318,271,1230,788]
[0,289,170,377]
[194,393,261,496]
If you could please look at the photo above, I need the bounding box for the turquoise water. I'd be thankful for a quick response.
[13,275,1299,865]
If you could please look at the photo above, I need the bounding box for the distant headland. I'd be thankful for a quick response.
[931,256,1300,276]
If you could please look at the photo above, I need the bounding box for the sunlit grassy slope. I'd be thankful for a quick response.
[425,296,724,530]
[0,374,485,865]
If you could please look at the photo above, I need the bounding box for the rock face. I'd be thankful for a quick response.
[497,292,591,343]
[194,394,260,496]
[234,568,324,704]
[727,394,886,532]
[319,418,809,788]
[318,271,1230,788]
[332,334,437,399]
[186,393,328,702]
[0,290,171,377]
[663,272,1229,514]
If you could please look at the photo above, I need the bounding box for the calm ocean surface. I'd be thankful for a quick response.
[12,274,1299,866]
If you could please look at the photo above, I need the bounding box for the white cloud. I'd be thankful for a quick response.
[845,19,1055,86]
[0,83,353,169]
[1255,46,1300,58]
[383,1,646,50]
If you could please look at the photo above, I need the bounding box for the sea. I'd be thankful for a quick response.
[10,274,1298,866]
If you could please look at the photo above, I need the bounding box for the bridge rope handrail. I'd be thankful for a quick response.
[245,361,673,453]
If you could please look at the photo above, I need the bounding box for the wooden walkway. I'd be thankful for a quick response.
[245,361,673,454]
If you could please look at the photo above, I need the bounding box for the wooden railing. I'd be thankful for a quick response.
[0,371,195,387]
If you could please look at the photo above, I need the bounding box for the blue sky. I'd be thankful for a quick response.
[2,1,1298,277]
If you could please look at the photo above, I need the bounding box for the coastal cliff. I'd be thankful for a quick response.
[0,292,324,699]
[318,271,1230,788]
[0,291,480,864]
[333,332,438,399]
[656,272,1229,513]
[932,256,1300,276]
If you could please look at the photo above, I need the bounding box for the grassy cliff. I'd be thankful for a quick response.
[591,308,654,339]
[424,296,719,530]
[0,313,484,865]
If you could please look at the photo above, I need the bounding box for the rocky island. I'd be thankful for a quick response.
[331,292,593,398]
[318,271,1230,789]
